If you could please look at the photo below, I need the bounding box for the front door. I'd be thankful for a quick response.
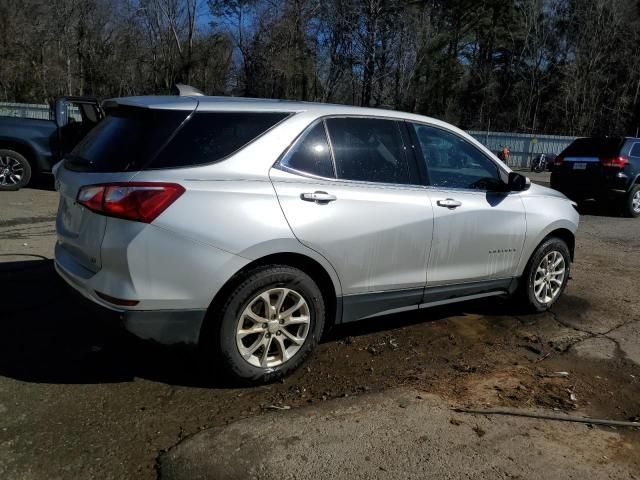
[408,122,526,287]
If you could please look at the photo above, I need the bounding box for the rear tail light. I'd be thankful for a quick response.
[554,156,564,166]
[77,182,185,223]
[601,156,629,168]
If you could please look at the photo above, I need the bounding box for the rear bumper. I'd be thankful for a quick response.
[54,211,251,344]
[55,255,206,345]
[550,174,630,199]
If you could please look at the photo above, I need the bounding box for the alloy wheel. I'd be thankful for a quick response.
[632,190,640,214]
[533,250,566,304]
[235,288,311,368]
[0,155,24,186]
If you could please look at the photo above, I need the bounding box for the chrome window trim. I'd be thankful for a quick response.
[273,167,433,192]
[274,114,422,187]
[322,119,338,177]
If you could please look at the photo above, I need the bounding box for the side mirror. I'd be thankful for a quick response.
[508,172,530,192]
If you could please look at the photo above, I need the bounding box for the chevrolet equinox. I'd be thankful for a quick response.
[54,96,579,383]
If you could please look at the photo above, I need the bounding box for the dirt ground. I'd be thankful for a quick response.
[1,175,639,479]
[158,388,640,480]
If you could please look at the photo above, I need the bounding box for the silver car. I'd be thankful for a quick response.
[54,96,579,383]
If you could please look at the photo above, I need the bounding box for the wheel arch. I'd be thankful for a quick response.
[517,222,577,277]
[0,138,38,170]
[545,228,575,261]
[201,251,341,343]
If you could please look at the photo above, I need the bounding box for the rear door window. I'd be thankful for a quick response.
[279,122,335,178]
[629,142,640,157]
[325,117,411,184]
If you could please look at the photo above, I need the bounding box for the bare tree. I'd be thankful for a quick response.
[2,0,640,136]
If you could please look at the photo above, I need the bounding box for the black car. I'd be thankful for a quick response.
[550,136,640,217]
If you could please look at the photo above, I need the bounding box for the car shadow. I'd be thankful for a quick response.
[576,200,626,218]
[26,174,56,191]
[0,258,536,389]
[0,258,214,388]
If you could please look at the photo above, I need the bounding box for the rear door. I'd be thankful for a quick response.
[408,122,526,286]
[271,117,434,315]
[627,140,640,180]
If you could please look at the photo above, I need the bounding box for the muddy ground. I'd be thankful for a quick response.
[0,177,639,479]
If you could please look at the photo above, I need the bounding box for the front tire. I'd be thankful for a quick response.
[519,237,571,312]
[623,185,640,218]
[0,149,31,191]
[205,265,326,384]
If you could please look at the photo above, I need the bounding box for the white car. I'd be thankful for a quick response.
[54,96,579,383]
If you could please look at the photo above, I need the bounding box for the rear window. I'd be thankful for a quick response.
[560,137,625,158]
[65,106,188,172]
[66,107,289,172]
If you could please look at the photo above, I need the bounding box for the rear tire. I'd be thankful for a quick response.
[203,265,326,384]
[0,149,31,191]
[623,185,640,218]
[518,237,571,312]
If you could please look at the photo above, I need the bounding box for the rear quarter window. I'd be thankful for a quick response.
[150,111,290,169]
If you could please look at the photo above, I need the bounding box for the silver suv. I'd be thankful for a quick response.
[54,96,579,383]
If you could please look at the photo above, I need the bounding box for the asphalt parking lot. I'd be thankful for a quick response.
[1,174,639,479]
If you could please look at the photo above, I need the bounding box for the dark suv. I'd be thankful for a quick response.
[550,137,640,217]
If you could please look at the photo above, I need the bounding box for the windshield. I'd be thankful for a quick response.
[560,137,624,158]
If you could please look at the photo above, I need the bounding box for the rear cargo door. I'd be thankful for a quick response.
[55,168,133,272]
[55,100,196,273]
[556,137,625,190]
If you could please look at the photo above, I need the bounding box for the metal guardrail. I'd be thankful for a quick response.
[0,102,83,122]
[0,102,51,120]
[468,130,576,169]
